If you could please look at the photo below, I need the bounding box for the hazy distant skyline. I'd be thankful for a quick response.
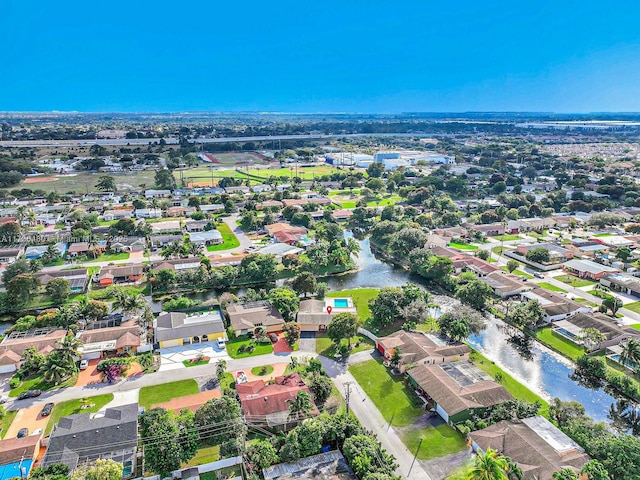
[2,0,640,113]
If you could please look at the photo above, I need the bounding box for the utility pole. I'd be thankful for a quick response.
[344,381,353,414]
[408,437,424,477]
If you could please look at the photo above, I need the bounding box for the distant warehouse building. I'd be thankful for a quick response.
[374,150,455,165]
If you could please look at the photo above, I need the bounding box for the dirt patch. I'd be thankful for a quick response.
[187,181,216,188]
[24,176,59,184]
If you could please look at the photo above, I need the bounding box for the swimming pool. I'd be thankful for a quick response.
[333,298,349,308]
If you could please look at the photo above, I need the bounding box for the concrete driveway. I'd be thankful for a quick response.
[5,405,50,439]
[158,342,230,372]
[298,331,317,353]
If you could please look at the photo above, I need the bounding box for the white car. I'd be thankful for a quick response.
[0,396,8,404]
[217,339,226,349]
[79,359,89,370]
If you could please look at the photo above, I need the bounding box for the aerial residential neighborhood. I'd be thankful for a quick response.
[0,118,639,480]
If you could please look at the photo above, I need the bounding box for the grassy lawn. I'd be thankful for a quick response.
[45,394,114,435]
[349,359,423,427]
[86,252,130,262]
[493,234,522,241]
[554,274,595,288]
[139,379,199,408]
[632,324,640,331]
[449,242,478,250]
[366,194,402,207]
[624,302,640,314]
[537,282,568,293]
[492,246,514,255]
[470,351,549,416]
[500,267,533,279]
[535,328,585,362]
[251,365,274,376]
[327,289,378,322]
[226,335,274,359]
[185,445,220,466]
[593,233,614,237]
[349,358,467,459]
[527,230,547,239]
[0,410,18,439]
[573,298,597,307]
[401,424,468,460]
[9,374,77,398]
[316,333,374,358]
[206,223,240,251]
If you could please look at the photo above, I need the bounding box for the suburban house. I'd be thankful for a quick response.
[466,222,505,237]
[144,189,171,198]
[97,264,144,287]
[227,302,286,337]
[376,331,471,373]
[331,209,354,221]
[565,239,608,258]
[150,234,183,249]
[516,243,574,264]
[453,256,500,276]
[0,329,67,373]
[208,253,247,267]
[262,451,355,480]
[600,273,640,298]
[102,209,133,221]
[184,220,209,233]
[469,416,590,480]
[150,220,182,234]
[188,230,223,246]
[237,373,319,427]
[25,242,67,259]
[109,237,146,252]
[407,361,512,424]
[519,287,590,323]
[256,200,284,210]
[199,204,224,214]
[153,257,203,272]
[481,271,533,298]
[0,435,41,479]
[155,310,226,348]
[257,243,304,260]
[68,242,106,257]
[0,247,24,264]
[552,312,639,352]
[36,268,89,292]
[296,298,357,332]
[42,403,139,477]
[265,223,308,237]
[77,319,141,359]
[562,259,620,281]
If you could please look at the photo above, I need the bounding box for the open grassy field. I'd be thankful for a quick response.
[449,242,478,250]
[4,170,158,194]
[535,328,585,362]
[178,164,344,185]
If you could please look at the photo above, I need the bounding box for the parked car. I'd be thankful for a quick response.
[269,333,278,343]
[79,359,89,370]
[236,371,248,384]
[40,403,54,417]
[217,339,225,349]
[534,272,544,279]
[17,428,28,438]
[0,396,8,404]
[17,390,42,400]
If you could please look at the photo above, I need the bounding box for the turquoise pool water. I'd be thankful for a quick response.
[333,298,349,308]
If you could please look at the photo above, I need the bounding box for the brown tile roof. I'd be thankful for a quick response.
[408,361,512,417]
[227,304,285,331]
[0,329,67,359]
[237,373,318,425]
[79,321,139,346]
[0,435,40,464]
[469,417,589,480]
[377,331,470,367]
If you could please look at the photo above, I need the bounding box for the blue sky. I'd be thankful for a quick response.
[2,0,640,112]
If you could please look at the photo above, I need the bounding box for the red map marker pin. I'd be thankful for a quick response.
[326,306,333,314]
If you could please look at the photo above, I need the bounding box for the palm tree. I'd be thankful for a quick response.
[186,241,202,257]
[345,237,361,258]
[620,338,640,370]
[287,390,314,421]
[467,448,509,480]
[56,335,82,365]
[42,352,72,385]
